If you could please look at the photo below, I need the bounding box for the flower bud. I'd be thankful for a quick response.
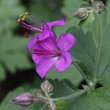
[50,103,56,110]
[41,80,53,93]
[96,1,105,13]
[12,93,33,106]
[33,90,43,98]
[73,8,88,20]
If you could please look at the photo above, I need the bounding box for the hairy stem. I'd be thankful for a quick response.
[92,14,101,83]
[72,60,90,86]
[91,0,101,84]
[52,87,89,101]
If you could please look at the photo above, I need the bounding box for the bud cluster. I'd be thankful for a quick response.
[12,80,56,110]
[73,1,104,20]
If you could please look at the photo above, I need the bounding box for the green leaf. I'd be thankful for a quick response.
[47,64,83,87]
[106,0,110,26]
[61,0,85,17]
[97,25,110,83]
[0,0,25,33]
[29,1,61,23]
[55,100,67,110]
[55,18,79,38]
[0,33,32,81]
[0,64,6,81]
[63,85,110,110]
[67,27,96,76]
[0,0,31,82]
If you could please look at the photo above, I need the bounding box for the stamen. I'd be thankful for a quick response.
[25,20,34,26]
[27,13,40,27]
[19,14,26,21]
[18,12,43,35]
[20,14,24,17]
[21,16,26,21]
[21,21,42,32]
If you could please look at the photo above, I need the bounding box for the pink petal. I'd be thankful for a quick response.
[57,33,76,52]
[39,18,66,41]
[32,54,50,64]
[55,52,72,71]
[39,37,58,52]
[32,43,48,64]
[27,35,39,52]
[39,24,56,41]
[36,57,58,78]
[48,18,66,27]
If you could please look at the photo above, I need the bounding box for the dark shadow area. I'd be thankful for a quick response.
[78,80,87,89]
[21,0,32,9]
[78,80,103,89]
[95,83,103,89]
[0,69,35,102]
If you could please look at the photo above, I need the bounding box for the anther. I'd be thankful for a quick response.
[20,14,24,17]
[18,19,21,22]
[21,16,26,21]
[19,14,26,21]
[25,12,29,15]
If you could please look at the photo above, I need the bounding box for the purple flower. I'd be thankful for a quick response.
[28,33,76,78]
[19,13,65,41]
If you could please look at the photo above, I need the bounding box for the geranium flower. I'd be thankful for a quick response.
[18,12,65,41]
[28,33,76,78]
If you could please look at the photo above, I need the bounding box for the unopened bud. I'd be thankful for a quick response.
[96,1,104,13]
[50,103,56,110]
[12,93,33,106]
[33,90,42,98]
[41,80,53,93]
[73,8,88,20]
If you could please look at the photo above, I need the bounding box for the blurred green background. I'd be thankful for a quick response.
[0,0,106,103]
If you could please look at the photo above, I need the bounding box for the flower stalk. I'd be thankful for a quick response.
[92,14,101,84]
[72,60,90,86]
[52,87,89,101]
[91,0,101,84]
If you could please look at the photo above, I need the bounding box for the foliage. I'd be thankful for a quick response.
[29,0,62,22]
[0,0,25,33]
[0,0,31,82]
[0,33,31,81]
[63,84,110,110]
[47,64,83,87]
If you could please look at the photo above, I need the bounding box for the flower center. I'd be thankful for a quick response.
[32,49,61,57]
